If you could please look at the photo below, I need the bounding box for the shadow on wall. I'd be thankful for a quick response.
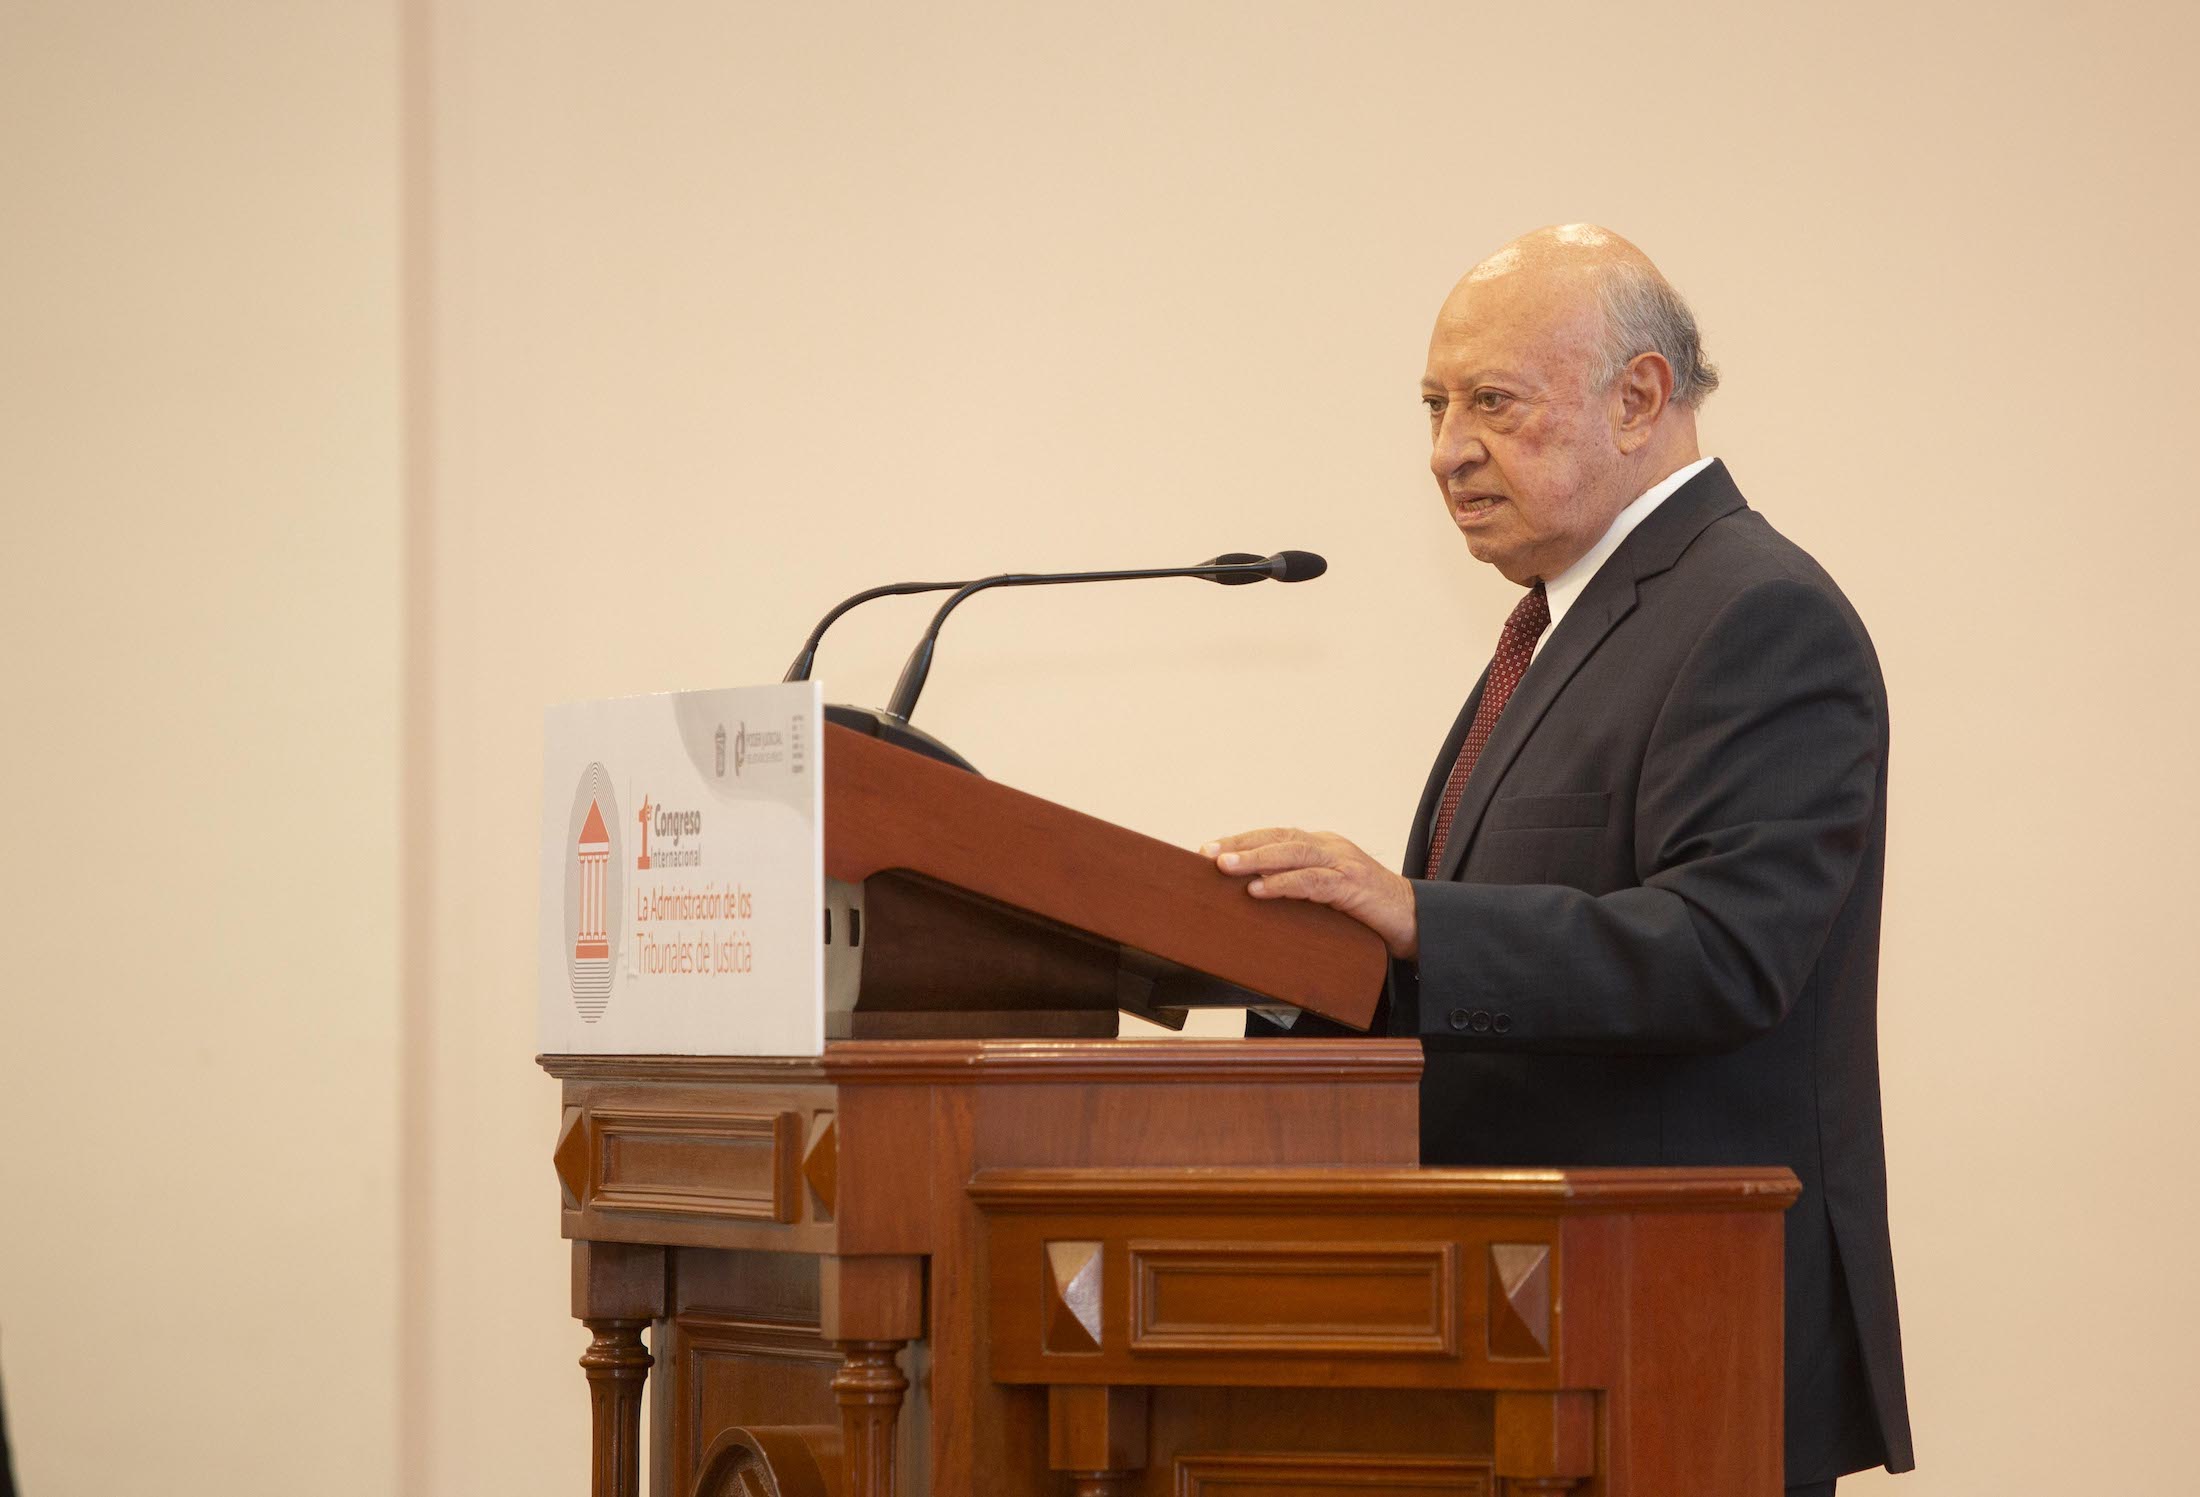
[1,1348,15,1497]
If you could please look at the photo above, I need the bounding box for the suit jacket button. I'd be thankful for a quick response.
[1447,1007,1471,1031]
[1470,1010,1493,1032]
[1492,1013,1512,1034]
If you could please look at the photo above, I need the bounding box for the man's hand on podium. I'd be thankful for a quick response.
[1202,829,1420,961]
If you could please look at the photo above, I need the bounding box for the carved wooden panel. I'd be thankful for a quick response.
[589,1107,800,1222]
[1130,1241,1458,1357]
[692,1426,843,1497]
[674,1313,842,1494]
[1175,1452,1492,1495]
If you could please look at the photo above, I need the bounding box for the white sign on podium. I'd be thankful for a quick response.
[539,681,824,1056]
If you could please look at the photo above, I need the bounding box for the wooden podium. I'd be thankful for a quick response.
[542,727,1797,1497]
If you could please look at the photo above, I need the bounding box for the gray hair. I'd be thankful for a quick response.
[1597,264,1720,408]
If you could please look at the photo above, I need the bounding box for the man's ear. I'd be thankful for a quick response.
[1613,351,1673,453]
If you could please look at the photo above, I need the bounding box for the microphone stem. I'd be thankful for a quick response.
[884,560,1273,721]
[784,579,968,681]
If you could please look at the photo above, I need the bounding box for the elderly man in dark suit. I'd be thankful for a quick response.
[1212,225,1914,1494]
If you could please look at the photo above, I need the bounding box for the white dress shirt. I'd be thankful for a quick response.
[1532,456,1716,661]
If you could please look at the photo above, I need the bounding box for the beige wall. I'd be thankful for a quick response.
[4,2,2196,1492]
[0,1,402,1492]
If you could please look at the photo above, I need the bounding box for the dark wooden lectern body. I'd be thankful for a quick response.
[543,729,1796,1497]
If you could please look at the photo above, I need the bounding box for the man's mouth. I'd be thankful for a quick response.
[1452,494,1506,521]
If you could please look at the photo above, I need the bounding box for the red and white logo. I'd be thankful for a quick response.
[564,763,623,1022]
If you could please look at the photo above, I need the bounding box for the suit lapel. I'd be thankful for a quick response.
[1431,582,1638,880]
[1430,460,1748,882]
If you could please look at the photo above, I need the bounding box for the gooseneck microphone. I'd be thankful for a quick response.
[783,578,972,682]
[883,550,1327,724]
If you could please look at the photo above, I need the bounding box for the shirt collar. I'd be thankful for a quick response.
[1535,455,1716,656]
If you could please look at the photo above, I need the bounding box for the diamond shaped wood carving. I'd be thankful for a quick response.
[553,1106,589,1209]
[801,1113,837,1219]
[1487,1243,1551,1359]
[1043,1240,1104,1354]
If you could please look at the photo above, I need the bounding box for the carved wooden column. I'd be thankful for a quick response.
[821,1255,925,1497]
[1067,1478,1128,1497]
[1494,1390,1595,1497]
[831,1341,909,1496]
[581,1318,652,1496]
[1049,1385,1148,1497]
[572,1241,667,1497]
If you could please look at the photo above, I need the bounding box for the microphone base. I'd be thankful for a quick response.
[824,703,980,775]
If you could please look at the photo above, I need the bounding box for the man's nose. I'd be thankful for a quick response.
[1430,410,1486,481]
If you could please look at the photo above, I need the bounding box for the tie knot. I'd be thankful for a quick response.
[1507,581,1550,642]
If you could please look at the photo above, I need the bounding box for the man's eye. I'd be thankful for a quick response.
[1474,390,1510,411]
[1422,396,1444,417]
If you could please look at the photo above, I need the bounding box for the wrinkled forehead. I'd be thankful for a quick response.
[1425,269,1605,386]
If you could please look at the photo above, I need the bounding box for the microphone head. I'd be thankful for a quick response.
[1268,550,1328,582]
[1200,552,1270,585]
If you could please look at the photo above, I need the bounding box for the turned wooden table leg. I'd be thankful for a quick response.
[572,1242,666,1497]
[1494,1390,1596,1497]
[1050,1385,1148,1497]
[820,1255,926,1497]
[581,1318,652,1497]
[832,1339,909,1497]
[1066,1476,1129,1497]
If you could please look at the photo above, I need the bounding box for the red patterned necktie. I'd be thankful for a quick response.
[1424,581,1551,877]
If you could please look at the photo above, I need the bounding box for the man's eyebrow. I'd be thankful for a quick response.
[1422,369,1526,392]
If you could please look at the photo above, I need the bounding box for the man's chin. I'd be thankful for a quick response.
[1462,535,1534,586]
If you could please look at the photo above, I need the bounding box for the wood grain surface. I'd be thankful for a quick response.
[822,723,1387,1028]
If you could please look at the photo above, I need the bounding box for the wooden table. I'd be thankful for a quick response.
[545,1038,1795,1497]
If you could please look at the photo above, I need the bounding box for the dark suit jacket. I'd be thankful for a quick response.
[1256,461,1914,1483]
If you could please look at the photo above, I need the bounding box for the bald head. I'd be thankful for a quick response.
[1420,226,1712,585]
[1445,225,1719,410]
[1459,222,1644,283]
